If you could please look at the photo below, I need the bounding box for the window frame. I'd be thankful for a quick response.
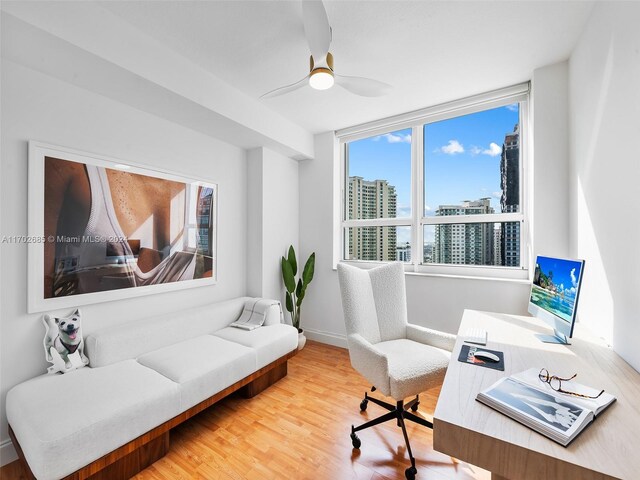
[338,83,530,280]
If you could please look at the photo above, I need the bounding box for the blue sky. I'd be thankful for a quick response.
[348,104,519,220]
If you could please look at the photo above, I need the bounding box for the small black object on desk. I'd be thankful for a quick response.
[458,344,505,371]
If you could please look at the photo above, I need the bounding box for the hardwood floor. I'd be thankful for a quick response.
[1,341,489,480]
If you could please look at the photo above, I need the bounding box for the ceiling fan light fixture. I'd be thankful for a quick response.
[309,68,334,90]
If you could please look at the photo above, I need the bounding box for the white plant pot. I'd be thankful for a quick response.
[297,330,307,350]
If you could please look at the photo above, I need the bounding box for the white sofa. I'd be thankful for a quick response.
[6,297,298,480]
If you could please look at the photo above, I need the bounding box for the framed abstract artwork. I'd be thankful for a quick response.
[28,142,218,313]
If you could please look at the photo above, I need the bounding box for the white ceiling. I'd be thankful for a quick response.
[99,1,595,134]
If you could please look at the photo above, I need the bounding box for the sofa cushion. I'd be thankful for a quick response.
[137,335,256,410]
[213,324,298,369]
[85,297,250,367]
[374,339,451,400]
[6,360,180,480]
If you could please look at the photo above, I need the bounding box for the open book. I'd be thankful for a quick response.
[476,368,616,446]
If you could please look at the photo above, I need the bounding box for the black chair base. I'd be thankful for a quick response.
[350,390,433,480]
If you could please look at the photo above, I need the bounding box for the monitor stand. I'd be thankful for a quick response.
[535,330,570,345]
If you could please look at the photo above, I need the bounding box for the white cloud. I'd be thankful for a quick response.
[570,268,577,288]
[492,190,502,199]
[483,142,502,157]
[441,140,464,155]
[506,103,519,112]
[470,143,502,157]
[424,205,432,212]
[375,132,412,144]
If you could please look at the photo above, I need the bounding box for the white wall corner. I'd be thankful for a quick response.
[261,148,299,304]
[246,148,264,297]
[245,147,299,305]
[567,1,640,369]
[531,61,570,260]
[0,439,18,468]
[297,131,348,340]
[303,327,347,349]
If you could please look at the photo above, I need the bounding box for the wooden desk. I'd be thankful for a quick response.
[433,310,640,480]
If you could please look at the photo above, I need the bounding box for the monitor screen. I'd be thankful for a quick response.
[528,255,585,343]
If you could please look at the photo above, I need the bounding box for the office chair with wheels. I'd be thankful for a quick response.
[337,262,456,480]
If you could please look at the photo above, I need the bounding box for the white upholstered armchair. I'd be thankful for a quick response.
[337,262,456,480]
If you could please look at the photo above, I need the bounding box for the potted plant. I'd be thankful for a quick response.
[281,245,315,350]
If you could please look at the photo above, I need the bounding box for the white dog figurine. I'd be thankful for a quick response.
[43,309,89,373]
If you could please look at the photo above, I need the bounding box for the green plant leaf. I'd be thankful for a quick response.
[285,291,293,313]
[296,278,303,297]
[287,245,297,276]
[302,252,315,285]
[282,257,295,292]
[296,288,305,306]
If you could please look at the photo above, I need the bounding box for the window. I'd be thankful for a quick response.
[338,84,529,278]
[344,128,411,262]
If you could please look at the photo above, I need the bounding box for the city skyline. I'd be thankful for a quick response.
[347,104,520,246]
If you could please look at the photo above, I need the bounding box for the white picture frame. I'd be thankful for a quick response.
[28,141,218,313]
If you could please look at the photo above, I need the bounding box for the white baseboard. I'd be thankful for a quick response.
[0,439,18,467]
[303,328,347,348]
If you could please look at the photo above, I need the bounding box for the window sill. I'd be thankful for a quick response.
[403,270,530,284]
[334,260,531,285]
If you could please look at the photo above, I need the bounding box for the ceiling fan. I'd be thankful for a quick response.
[260,1,392,99]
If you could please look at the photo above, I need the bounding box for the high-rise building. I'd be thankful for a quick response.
[423,242,434,263]
[396,242,411,262]
[500,123,520,267]
[493,224,502,266]
[347,177,397,261]
[433,198,495,265]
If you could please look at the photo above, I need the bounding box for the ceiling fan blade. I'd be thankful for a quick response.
[335,74,392,97]
[302,0,331,64]
[260,75,310,99]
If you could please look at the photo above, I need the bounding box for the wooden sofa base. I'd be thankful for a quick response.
[10,350,297,480]
[239,360,287,398]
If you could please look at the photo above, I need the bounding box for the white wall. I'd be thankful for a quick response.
[262,150,299,304]
[1,7,314,160]
[0,60,248,464]
[298,70,571,347]
[247,147,299,307]
[531,62,571,259]
[298,133,345,344]
[568,2,640,371]
[247,149,264,297]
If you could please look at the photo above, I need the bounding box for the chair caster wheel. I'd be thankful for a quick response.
[405,466,417,479]
[411,401,419,412]
[350,432,361,449]
[360,399,368,411]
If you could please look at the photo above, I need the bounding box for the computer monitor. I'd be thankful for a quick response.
[528,255,585,344]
